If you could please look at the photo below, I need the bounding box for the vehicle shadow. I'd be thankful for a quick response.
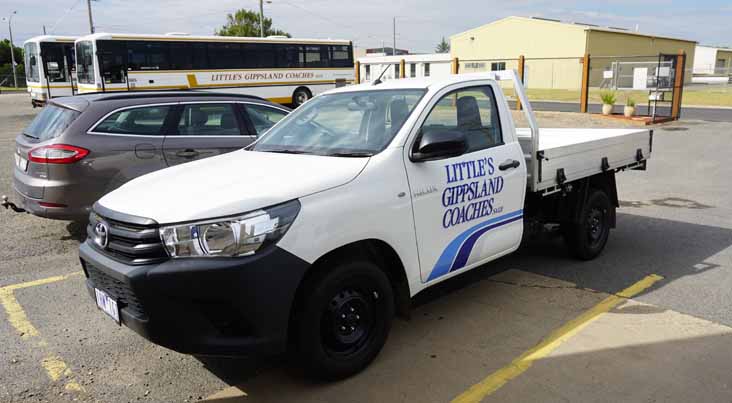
[196,212,732,397]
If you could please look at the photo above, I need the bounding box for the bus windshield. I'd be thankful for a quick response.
[76,41,95,84]
[24,43,39,82]
[252,89,425,156]
[40,43,70,82]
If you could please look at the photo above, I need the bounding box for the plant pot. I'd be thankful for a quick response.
[624,106,635,117]
[602,104,613,115]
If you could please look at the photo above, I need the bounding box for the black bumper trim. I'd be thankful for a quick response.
[80,241,310,357]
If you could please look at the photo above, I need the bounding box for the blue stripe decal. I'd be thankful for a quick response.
[426,210,523,282]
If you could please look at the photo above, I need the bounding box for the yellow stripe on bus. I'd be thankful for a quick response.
[130,67,354,74]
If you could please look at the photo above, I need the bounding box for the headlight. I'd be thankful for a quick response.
[160,200,300,258]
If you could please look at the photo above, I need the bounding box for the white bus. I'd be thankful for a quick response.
[23,35,78,107]
[74,33,354,106]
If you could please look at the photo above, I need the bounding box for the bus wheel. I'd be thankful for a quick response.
[295,259,394,380]
[293,87,311,107]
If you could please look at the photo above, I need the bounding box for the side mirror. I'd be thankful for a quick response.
[412,129,467,162]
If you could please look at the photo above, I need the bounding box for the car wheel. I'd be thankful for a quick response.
[295,259,394,380]
[564,188,612,260]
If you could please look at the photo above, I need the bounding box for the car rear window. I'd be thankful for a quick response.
[23,105,80,140]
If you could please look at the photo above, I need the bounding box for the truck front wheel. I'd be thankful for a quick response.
[295,259,394,379]
[563,188,612,260]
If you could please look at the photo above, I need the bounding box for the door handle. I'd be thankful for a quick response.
[176,149,200,158]
[499,159,521,171]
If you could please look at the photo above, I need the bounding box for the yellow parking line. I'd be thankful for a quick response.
[452,274,664,403]
[0,272,85,393]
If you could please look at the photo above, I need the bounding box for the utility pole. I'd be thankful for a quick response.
[259,0,264,37]
[87,0,95,34]
[2,11,18,88]
[392,17,396,55]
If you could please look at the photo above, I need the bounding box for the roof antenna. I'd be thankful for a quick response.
[372,64,391,85]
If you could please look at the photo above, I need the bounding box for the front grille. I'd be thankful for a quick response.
[86,262,147,318]
[88,213,168,265]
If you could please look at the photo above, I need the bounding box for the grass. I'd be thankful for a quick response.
[0,86,26,91]
[503,86,732,107]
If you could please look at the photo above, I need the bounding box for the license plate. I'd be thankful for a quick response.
[15,154,28,172]
[95,288,120,324]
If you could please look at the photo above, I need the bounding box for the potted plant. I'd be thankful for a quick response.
[600,91,616,115]
[624,97,636,117]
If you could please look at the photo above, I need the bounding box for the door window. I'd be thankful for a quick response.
[243,104,288,135]
[418,86,503,155]
[94,106,171,135]
[176,104,242,136]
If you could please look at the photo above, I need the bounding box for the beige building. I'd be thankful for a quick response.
[450,16,696,89]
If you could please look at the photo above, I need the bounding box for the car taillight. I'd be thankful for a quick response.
[28,144,89,164]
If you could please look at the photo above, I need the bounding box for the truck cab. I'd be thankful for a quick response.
[79,72,651,379]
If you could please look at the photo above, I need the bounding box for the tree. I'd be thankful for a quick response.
[435,37,450,53]
[0,39,23,66]
[216,9,290,38]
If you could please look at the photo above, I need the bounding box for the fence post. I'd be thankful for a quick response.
[580,53,591,113]
[516,55,525,111]
[671,51,686,120]
[451,57,460,74]
[400,59,406,78]
[354,60,361,84]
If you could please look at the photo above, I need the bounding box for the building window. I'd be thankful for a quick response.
[410,63,416,77]
[491,62,506,71]
[424,63,430,77]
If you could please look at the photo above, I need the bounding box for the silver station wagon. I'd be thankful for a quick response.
[6,92,290,222]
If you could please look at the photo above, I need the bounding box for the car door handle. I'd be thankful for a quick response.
[499,159,521,171]
[176,149,200,158]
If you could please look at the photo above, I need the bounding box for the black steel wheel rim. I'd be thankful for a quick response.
[587,207,605,246]
[321,288,376,357]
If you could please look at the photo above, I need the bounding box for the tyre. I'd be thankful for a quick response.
[292,87,311,107]
[563,188,612,260]
[295,259,394,380]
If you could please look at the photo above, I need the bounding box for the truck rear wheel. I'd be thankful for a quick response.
[295,259,394,380]
[563,188,611,260]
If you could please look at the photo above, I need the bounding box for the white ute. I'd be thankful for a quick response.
[79,71,651,379]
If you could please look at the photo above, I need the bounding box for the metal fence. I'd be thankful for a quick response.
[0,73,26,88]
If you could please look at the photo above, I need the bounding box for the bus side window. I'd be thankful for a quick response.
[330,45,352,68]
[170,42,194,70]
[277,45,303,69]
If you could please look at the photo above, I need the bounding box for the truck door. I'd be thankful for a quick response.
[404,84,527,283]
[162,103,255,167]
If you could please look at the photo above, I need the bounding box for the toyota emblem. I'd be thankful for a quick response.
[93,221,109,249]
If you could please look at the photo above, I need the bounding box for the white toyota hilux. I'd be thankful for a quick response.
[80,71,652,379]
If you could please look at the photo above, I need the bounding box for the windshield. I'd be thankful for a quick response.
[252,89,425,156]
[40,43,70,83]
[24,105,80,140]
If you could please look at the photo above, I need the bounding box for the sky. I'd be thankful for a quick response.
[2,0,731,52]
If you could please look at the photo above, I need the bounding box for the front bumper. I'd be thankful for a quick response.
[79,241,310,357]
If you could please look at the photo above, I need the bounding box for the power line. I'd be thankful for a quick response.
[49,0,82,33]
